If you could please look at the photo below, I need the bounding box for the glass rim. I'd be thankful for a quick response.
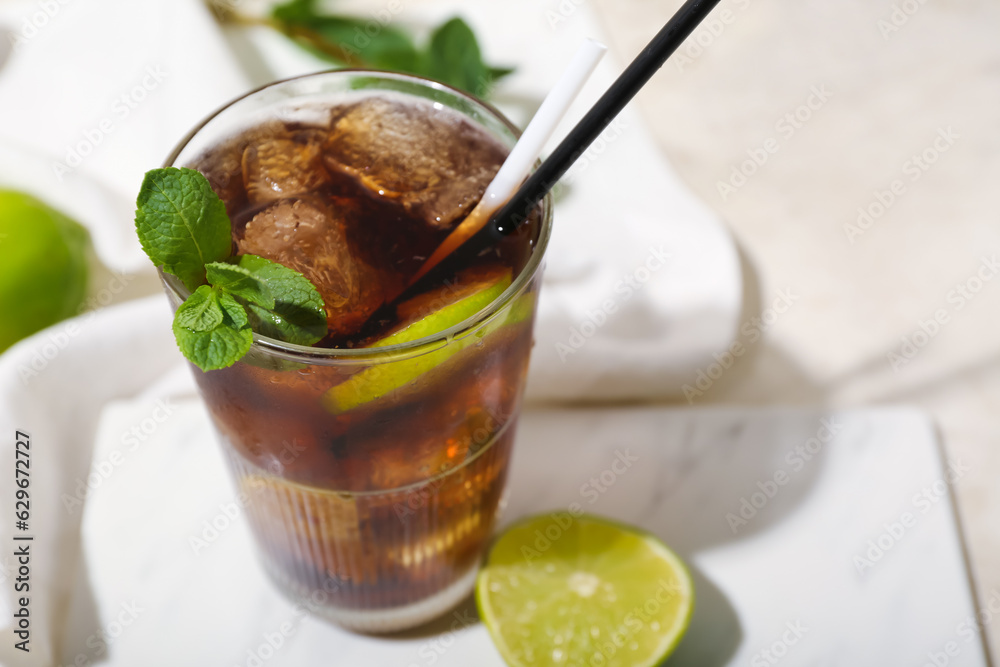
[161,68,552,365]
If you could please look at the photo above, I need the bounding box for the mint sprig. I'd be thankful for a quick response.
[205,261,275,310]
[135,167,232,292]
[172,287,253,371]
[422,18,514,99]
[267,0,513,99]
[233,254,327,346]
[135,168,328,371]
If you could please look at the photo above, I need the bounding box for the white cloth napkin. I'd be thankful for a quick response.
[0,0,741,661]
[0,298,180,667]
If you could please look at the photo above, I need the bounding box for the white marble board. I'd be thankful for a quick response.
[61,403,990,667]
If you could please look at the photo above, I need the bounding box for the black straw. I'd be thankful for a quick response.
[467,0,724,252]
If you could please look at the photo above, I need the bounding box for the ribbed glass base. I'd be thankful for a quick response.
[266,559,479,633]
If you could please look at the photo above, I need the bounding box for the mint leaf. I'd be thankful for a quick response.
[134,167,330,368]
[488,65,516,81]
[280,19,418,70]
[206,261,275,310]
[422,18,511,98]
[268,1,511,98]
[135,168,232,292]
[174,284,224,332]
[172,288,252,371]
[269,0,313,22]
[271,0,418,71]
[235,254,327,346]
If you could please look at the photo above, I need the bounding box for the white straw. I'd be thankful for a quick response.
[409,39,607,287]
[479,38,608,215]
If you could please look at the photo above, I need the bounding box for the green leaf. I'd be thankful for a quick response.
[268,2,512,98]
[422,18,511,98]
[271,0,419,72]
[235,254,327,346]
[172,289,252,371]
[174,284,224,332]
[270,0,315,23]
[206,261,275,310]
[488,66,516,81]
[134,168,232,292]
[312,18,419,72]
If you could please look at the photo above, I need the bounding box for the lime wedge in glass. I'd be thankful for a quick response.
[321,264,523,414]
[476,514,694,667]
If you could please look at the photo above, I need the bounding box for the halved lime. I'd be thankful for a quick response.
[476,514,694,667]
[321,264,522,414]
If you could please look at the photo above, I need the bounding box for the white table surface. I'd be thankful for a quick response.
[591,0,1000,660]
[62,400,987,666]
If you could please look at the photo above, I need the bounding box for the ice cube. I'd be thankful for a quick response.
[238,199,384,338]
[193,140,247,220]
[242,138,330,205]
[323,97,507,229]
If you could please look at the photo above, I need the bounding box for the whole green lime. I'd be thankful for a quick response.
[0,190,90,352]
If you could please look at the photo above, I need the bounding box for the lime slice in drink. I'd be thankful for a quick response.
[476,514,694,667]
[321,264,518,414]
[0,190,89,352]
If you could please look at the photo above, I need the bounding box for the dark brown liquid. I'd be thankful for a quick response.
[185,94,542,617]
[193,95,541,346]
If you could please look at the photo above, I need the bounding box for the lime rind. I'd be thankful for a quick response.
[476,514,695,667]
[370,269,512,349]
[321,269,531,413]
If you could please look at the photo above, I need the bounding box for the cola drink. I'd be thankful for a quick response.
[161,71,550,633]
